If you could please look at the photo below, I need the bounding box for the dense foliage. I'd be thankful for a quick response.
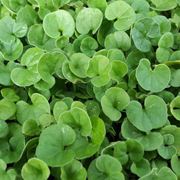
[0,0,180,179]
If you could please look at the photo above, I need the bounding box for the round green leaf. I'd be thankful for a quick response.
[131,159,151,177]
[0,39,23,61]
[28,24,56,51]
[38,52,67,88]
[1,0,27,12]
[0,123,25,163]
[0,99,16,121]
[170,96,180,121]
[87,0,107,11]
[105,0,135,31]
[16,5,38,27]
[53,101,69,121]
[59,107,92,136]
[80,37,98,57]
[43,10,75,38]
[76,8,103,35]
[61,160,87,180]
[161,125,180,155]
[151,0,177,11]
[136,59,171,92]
[0,121,9,138]
[140,167,177,180]
[101,87,130,121]
[11,67,41,87]
[110,60,128,83]
[105,31,131,51]
[121,119,164,151]
[36,123,76,167]
[69,53,90,78]
[88,155,124,180]
[171,154,180,177]
[1,88,19,102]
[16,93,50,124]
[21,158,50,180]
[22,119,41,136]
[127,95,168,133]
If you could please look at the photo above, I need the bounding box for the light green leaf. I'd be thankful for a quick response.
[22,158,50,180]
[151,0,177,11]
[61,160,87,180]
[101,87,130,121]
[69,53,90,78]
[76,8,103,35]
[140,167,177,180]
[171,154,180,177]
[28,24,56,51]
[170,96,180,121]
[0,99,16,121]
[122,119,164,151]
[0,123,25,163]
[105,0,135,31]
[59,107,92,136]
[36,123,76,167]
[127,95,168,133]
[136,59,171,92]
[88,155,124,180]
[110,60,128,83]
[43,10,75,38]
[87,0,107,11]
[0,39,23,61]
[16,93,50,124]
[105,31,131,51]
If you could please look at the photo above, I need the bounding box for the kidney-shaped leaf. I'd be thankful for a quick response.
[0,98,16,121]
[28,24,56,51]
[136,59,171,92]
[88,155,124,180]
[151,0,177,11]
[43,10,75,38]
[21,158,50,180]
[59,107,92,137]
[127,95,168,133]
[122,119,164,151]
[171,154,180,177]
[0,123,25,163]
[61,160,87,180]
[69,53,90,78]
[16,93,50,124]
[105,0,135,31]
[36,123,76,167]
[140,167,177,180]
[76,8,103,35]
[170,96,180,121]
[38,52,67,88]
[101,87,130,121]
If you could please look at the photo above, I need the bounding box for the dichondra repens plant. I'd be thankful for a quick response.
[0,0,180,179]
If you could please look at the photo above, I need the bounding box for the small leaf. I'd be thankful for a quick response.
[101,87,130,121]
[136,59,171,92]
[127,95,168,133]
[36,123,76,167]
[43,10,75,38]
[21,158,50,180]
[170,96,180,121]
[105,0,135,31]
[0,99,16,121]
[61,160,87,180]
[76,8,103,35]
[88,155,124,180]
